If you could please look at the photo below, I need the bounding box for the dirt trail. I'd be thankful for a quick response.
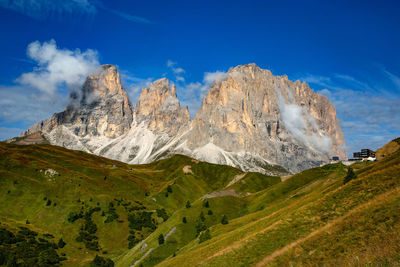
[165,226,176,241]
[254,186,400,266]
[200,189,240,200]
[225,173,246,188]
[132,248,153,267]
[280,175,292,182]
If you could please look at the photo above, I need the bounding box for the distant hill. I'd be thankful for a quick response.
[0,137,399,266]
[376,137,400,161]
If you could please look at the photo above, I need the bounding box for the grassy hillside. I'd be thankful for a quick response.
[156,139,400,267]
[376,137,400,161]
[1,137,399,267]
[0,142,281,266]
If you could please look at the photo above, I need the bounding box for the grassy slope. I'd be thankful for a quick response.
[0,143,281,266]
[157,141,400,267]
[1,138,400,267]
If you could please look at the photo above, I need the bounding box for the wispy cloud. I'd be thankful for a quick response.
[0,0,96,20]
[381,68,400,91]
[167,60,186,82]
[299,69,400,156]
[92,0,153,24]
[0,0,153,24]
[0,127,25,140]
[0,85,66,124]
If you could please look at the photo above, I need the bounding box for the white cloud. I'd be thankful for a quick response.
[167,60,176,68]
[0,39,100,134]
[176,76,185,82]
[276,89,332,154]
[177,70,228,117]
[17,39,100,95]
[173,67,185,75]
[166,60,185,82]
[203,71,228,86]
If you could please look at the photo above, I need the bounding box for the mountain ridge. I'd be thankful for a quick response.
[19,63,346,174]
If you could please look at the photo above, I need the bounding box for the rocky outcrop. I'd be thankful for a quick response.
[135,78,190,136]
[21,63,346,174]
[185,64,346,172]
[23,64,133,138]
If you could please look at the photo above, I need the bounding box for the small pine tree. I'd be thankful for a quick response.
[167,185,173,193]
[221,215,229,225]
[158,234,164,245]
[26,219,30,224]
[104,176,107,180]
[344,168,357,184]
[182,217,187,223]
[207,210,213,215]
[186,201,191,208]
[200,212,206,222]
[46,200,52,206]
[58,238,66,248]
[90,255,114,267]
[203,200,209,208]
[165,192,169,198]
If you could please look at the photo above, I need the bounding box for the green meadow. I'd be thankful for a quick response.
[1,138,399,266]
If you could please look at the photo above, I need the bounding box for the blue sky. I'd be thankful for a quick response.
[0,0,399,156]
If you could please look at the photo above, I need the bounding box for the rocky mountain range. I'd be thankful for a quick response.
[21,63,346,174]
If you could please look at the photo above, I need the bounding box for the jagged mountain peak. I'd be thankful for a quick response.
[25,64,133,139]
[81,64,125,99]
[188,64,346,172]
[135,77,190,135]
[227,63,273,78]
[137,78,177,115]
[22,63,346,174]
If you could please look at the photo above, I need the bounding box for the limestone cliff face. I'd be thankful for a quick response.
[186,64,346,172]
[21,63,346,174]
[24,65,133,138]
[135,78,190,136]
